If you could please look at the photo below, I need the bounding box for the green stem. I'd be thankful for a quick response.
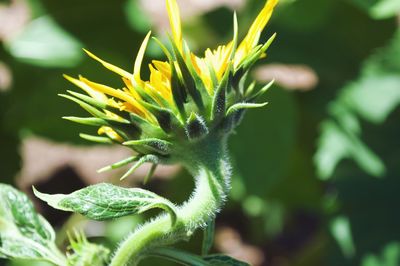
[110,138,230,266]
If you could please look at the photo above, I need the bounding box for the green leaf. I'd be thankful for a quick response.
[5,16,83,68]
[0,184,66,265]
[203,254,250,266]
[341,75,400,124]
[370,0,400,19]
[33,183,177,224]
[349,0,400,19]
[202,219,215,256]
[314,120,385,180]
[362,242,400,266]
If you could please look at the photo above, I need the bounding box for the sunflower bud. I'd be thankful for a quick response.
[62,0,278,180]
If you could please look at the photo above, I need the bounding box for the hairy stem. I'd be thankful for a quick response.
[110,137,230,266]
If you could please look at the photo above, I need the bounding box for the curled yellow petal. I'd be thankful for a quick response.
[83,49,132,79]
[166,0,182,53]
[133,31,152,84]
[98,126,124,142]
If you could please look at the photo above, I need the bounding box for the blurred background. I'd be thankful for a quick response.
[1,0,400,265]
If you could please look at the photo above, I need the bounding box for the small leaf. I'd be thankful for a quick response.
[33,183,177,224]
[0,184,66,265]
[203,254,250,266]
[202,218,215,256]
[226,102,268,116]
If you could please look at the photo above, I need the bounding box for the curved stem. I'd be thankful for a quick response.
[110,139,230,266]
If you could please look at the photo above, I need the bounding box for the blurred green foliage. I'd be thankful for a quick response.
[1,0,400,265]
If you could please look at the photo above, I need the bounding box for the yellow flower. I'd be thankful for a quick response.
[63,0,278,155]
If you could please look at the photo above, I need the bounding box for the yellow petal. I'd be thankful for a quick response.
[152,60,171,79]
[245,0,278,48]
[79,76,147,115]
[83,49,132,79]
[63,74,108,102]
[166,0,182,52]
[98,126,124,142]
[236,0,278,64]
[133,31,152,84]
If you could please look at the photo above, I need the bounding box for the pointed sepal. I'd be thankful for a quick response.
[170,37,205,111]
[79,133,113,144]
[120,154,160,180]
[185,112,209,140]
[211,65,231,122]
[123,138,173,155]
[98,156,138,173]
[226,102,269,116]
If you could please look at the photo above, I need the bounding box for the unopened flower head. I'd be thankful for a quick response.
[62,0,278,178]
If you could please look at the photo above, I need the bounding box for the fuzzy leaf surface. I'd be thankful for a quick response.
[34,183,177,223]
[0,184,64,265]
